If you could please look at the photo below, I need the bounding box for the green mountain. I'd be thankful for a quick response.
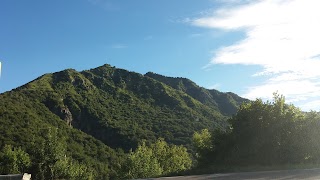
[0,64,247,178]
[145,72,247,116]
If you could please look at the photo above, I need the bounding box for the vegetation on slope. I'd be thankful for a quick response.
[0,90,123,179]
[145,72,247,116]
[16,64,244,151]
[0,64,246,179]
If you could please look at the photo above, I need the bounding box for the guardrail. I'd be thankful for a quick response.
[0,173,31,180]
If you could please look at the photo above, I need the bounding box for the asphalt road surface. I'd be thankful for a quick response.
[145,168,320,180]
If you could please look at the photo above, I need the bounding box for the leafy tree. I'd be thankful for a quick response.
[53,156,95,180]
[120,139,192,179]
[0,144,31,174]
[194,93,318,167]
[31,128,67,179]
[30,128,95,180]
[122,141,162,179]
[223,94,304,165]
[192,129,213,157]
[152,139,192,174]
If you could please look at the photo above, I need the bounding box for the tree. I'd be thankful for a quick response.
[193,129,213,154]
[152,138,192,174]
[217,93,305,165]
[31,128,67,179]
[29,127,96,180]
[122,141,162,179]
[192,129,213,164]
[53,156,95,180]
[0,144,31,174]
[120,139,192,179]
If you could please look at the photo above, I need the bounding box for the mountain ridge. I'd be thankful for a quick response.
[145,71,247,115]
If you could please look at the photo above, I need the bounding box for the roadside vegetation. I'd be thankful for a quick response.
[192,93,320,174]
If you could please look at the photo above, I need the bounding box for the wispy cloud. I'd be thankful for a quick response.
[189,33,202,38]
[87,0,118,11]
[208,83,221,90]
[111,44,127,49]
[191,0,320,110]
[299,100,320,111]
[144,35,153,40]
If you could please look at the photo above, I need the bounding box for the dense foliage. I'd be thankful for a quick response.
[0,145,31,174]
[0,64,246,179]
[120,139,192,179]
[194,93,320,169]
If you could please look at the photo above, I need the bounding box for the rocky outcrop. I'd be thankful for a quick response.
[61,106,73,127]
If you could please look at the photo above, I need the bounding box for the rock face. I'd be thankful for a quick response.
[61,106,73,127]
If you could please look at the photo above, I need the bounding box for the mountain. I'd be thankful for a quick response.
[145,72,247,116]
[0,64,247,178]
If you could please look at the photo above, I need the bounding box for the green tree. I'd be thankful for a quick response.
[0,145,31,174]
[30,127,96,180]
[193,129,213,154]
[214,93,305,165]
[54,156,95,180]
[120,139,192,179]
[192,129,213,165]
[152,138,192,174]
[31,128,65,179]
[123,141,162,179]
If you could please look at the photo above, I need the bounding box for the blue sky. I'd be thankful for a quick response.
[1,0,320,111]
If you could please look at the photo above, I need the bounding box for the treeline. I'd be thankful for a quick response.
[0,132,192,179]
[193,93,320,170]
[0,128,99,179]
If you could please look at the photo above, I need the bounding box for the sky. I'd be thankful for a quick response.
[1,0,320,111]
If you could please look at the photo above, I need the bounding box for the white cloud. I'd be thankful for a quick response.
[189,33,202,38]
[191,0,320,110]
[299,100,320,111]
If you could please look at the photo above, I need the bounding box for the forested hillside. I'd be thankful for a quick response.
[0,64,246,179]
[145,72,246,116]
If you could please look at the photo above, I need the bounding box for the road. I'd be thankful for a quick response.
[145,168,320,180]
